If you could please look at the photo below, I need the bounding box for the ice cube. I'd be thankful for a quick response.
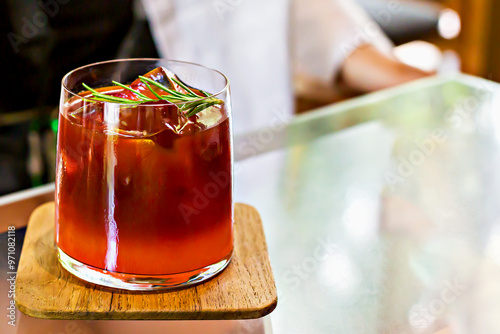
[129,67,206,100]
[129,67,179,99]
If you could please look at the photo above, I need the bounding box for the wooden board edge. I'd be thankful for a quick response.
[14,202,54,310]
[14,305,279,321]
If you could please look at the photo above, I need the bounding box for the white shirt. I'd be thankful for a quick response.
[141,0,392,135]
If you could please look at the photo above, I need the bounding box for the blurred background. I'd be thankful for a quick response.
[0,0,497,195]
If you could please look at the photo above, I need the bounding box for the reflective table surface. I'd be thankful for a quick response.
[235,74,500,334]
[2,74,500,333]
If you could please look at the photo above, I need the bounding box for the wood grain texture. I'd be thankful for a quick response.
[15,202,277,320]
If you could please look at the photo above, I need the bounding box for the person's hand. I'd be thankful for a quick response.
[339,44,434,93]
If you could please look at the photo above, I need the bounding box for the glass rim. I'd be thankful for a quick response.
[61,58,230,107]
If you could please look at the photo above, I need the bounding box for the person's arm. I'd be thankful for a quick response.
[292,0,431,98]
[338,44,431,93]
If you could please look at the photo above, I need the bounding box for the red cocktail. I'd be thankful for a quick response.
[56,60,233,290]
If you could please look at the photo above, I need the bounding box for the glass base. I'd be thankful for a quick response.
[57,247,232,291]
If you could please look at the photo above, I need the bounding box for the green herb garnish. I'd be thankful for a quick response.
[82,76,222,117]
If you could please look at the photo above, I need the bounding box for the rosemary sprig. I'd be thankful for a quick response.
[82,75,222,117]
[138,76,192,101]
[144,82,163,100]
[111,80,153,101]
[81,83,144,104]
[138,76,177,96]
[185,99,221,117]
[171,77,197,97]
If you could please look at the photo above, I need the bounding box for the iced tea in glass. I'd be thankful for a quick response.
[56,59,232,290]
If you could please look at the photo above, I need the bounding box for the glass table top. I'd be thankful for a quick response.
[233,74,500,334]
[2,74,500,334]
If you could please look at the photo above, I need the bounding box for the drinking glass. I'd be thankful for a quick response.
[56,59,233,290]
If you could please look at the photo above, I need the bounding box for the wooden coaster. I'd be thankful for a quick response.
[15,202,277,320]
